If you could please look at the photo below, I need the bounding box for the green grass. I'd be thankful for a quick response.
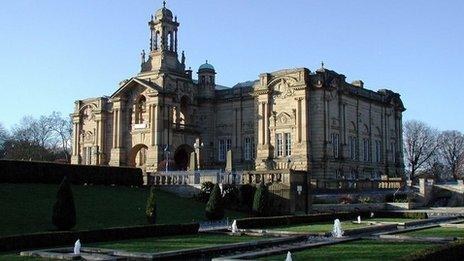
[399,226,464,238]
[0,234,267,260]
[268,218,417,233]
[261,240,435,261]
[89,233,267,252]
[270,221,369,233]
[0,183,247,236]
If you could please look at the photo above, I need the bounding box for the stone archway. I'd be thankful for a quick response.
[174,144,194,171]
[128,144,149,167]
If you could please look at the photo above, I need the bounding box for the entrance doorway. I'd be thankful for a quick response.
[174,144,194,170]
[128,144,149,167]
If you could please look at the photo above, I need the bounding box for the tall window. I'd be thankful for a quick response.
[363,138,371,162]
[349,136,357,160]
[244,137,252,160]
[226,138,232,152]
[285,133,292,156]
[135,96,146,124]
[332,133,340,158]
[218,139,225,161]
[276,133,283,157]
[390,141,396,163]
[375,140,382,163]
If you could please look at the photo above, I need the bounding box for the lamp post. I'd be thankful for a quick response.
[193,140,204,171]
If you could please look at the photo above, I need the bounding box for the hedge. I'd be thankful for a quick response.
[401,239,464,261]
[235,211,430,229]
[0,160,143,186]
[0,223,199,252]
[373,211,428,220]
[235,212,370,229]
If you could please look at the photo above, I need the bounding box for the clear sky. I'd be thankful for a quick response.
[0,0,463,131]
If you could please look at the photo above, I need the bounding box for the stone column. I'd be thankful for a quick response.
[264,102,269,145]
[71,119,80,164]
[174,30,178,53]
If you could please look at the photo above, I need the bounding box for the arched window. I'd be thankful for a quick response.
[135,96,146,124]
[179,96,190,125]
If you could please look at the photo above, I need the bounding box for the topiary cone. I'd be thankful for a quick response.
[52,176,76,230]
[146,186,157,224]
[205,183,224,220]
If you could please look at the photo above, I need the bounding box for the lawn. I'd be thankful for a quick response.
[0,234,268,260]
[0,183,247,236]
[270,221,369,233]
[89,233,267,252]
[268,218,412,233]
[261,240,435,260]
[398,226,464,238]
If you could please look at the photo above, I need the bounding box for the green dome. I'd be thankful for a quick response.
[199,60,215,71]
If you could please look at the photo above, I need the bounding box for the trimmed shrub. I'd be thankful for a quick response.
[196,181,215,203]
[205,183,224,220]
[222,184,240,207]
[252,182,269,216]
[146,186,157,224]
[0,159,143,186]
[236,212,368,229]
[0,223,199,252]
[52,177,76,231]
[239,184,256,211]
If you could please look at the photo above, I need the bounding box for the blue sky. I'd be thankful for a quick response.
[0,0,463,131]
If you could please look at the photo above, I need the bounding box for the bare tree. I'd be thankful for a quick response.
[49,112,72,161]
[438,130,464,180]
[0,122,8,143]
[403,120,438,180]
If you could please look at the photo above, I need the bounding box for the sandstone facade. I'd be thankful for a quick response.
[71,4,405,182]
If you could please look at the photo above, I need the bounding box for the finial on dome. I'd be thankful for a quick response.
[206,59,208,64]
[163,1,166,8]
[321,61,325,68]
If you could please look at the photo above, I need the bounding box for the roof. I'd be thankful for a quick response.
[199,61,215,71]
[232,80,258,89]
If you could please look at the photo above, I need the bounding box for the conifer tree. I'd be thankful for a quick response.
[52,176,76,230]
[252,181,269,216]
[205,183,224,220]
[146,186,157,224]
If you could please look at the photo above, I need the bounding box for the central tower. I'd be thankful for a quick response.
[141,2,185,74]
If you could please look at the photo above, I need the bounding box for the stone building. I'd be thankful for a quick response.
[71,3,405,183]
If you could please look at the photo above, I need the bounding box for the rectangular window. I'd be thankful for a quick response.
[244,137,251,160]
[251,138,256,159]
[285,133,292,156]
[226,138,232,152]
[276,133,283,157]
[363,138,371,162]
[218,139,226,161]
[332,133,340,158]
[391,142,396,162]
[349,136,357,160]
[375,140,382,163]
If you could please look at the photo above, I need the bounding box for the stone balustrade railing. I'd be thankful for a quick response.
[148,170,242,186]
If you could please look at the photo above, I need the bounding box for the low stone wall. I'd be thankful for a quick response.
[385,202,423,210]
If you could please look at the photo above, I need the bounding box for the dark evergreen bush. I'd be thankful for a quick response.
[222,184,240,207]
[146,186,157,224]
[205,183,224,220]
[52,176,76,230]
[252,181,269,216]
[239,184,256,211]
[197,181,215,202]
